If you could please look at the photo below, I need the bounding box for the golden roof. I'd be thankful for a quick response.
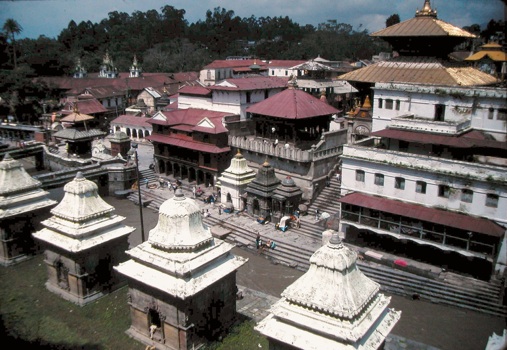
[338,57,499,86]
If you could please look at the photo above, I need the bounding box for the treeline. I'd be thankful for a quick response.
[1,6,393,76]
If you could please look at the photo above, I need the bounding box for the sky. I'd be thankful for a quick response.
[1,0,505,40]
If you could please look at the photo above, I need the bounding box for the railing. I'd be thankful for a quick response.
[341,210,496,258]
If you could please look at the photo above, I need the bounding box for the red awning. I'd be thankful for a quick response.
[339,192,505,238]
[147,133,230,154]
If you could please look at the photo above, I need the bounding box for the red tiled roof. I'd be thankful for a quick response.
[246,88,340,119]
[61,99,107,115]
[202,59,306,70]
[148,108,232,134]
[371,16,476,38]
[339,192,504,238]
[209,76,288,91]
[110,115,151,127]
[146,133,230,154]
[178,86,211,96]
[371,129,507,150]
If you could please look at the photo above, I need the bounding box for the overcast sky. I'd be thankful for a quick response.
[1,0,505,40]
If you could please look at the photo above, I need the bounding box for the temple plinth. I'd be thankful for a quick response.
[0,153,56,265]
[115,189,247,349]
[32,172,134,306]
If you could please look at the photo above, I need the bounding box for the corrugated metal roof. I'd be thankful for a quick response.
[246,88,339,119]
[178,85,211,96]
[110,115,151,127]
[339,192,504,238]
[210,76,288,91]
[146,133,230,154]
[465,51,507,62]
[371,16,476,38]
[148,108,231,134]
[371,129,507,150]
[338,57,499,86]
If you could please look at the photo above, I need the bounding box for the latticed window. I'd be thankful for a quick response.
[395,177,405,190]
[374,173,384,186]
[416,181,426,194]
[461,189,473,203]
[486,194,499,208]
[438,185,450,198]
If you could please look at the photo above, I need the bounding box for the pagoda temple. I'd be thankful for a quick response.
[114,189,247,349]
[256,231,401,349]
[32,172,134,306]
[0,153,57,265]
[244,160,281,218]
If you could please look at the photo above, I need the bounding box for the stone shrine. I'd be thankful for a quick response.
[256,231,401,349]
[217,150,256,211]
[32,172,134,306]
[115,189,247,349]
[0,153,57,265]
[244,160,281,217]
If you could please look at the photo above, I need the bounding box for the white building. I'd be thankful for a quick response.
[339,85,507,278]
[372,83,507,141]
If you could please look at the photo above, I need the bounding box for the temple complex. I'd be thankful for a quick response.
[0,153,57,265]
[32,172,134,306]
[217,150,256,211]
[114,189,247,349]
[256,231,401,349]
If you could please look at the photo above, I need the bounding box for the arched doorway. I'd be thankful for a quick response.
[157,159,165,174]
[253,198,260,216]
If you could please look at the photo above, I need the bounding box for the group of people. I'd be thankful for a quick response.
[255,234,276,253]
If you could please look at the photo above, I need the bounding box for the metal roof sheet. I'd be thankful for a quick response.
[371,16,476,38]
[339,192,504,238]
[146,133,230,154]
[246,88,340,119]
[338,57,499,86]
[210,76,288,91]
[110,115,151,127]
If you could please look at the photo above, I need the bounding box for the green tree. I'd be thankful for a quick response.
[2,18,23,69]
[385,14,400,28]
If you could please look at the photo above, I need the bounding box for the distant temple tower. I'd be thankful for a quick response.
[218,150,256,211]
[33,172,134,305]
[108,131,131,158]
[115,189,247,349]
[99,50,118,78]
[0,154,57,265]
[73,58,87,78]
[129,55,142,78]
[256,231,401,349]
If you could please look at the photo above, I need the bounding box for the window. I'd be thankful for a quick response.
[246,92,251,103]
[264,89,269,99]
[271,70,274,75]
[356,170,365,182]
[461,189,473,203]
[217,70,221,80]
[488,107,494,120]
[395,177,405,190]
[434,104,445,121]
[486,194,499,208]
[378,98,383,108]
[395,100,400,110]
[374,173,384,186]
[207,70,211,80]
[385,99,394,109]
[285,70,288,76]
[438,185,450,198]
[399,140,409,151]
[416,181,426,194]
[498,108,507,121]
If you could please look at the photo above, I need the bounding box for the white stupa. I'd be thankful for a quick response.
[218,150,256,211]
[256,231,401,349]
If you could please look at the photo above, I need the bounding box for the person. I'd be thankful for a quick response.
[315,209,320,221]
[204,209,211,217]
[159,177,164,188]
[149,324,157,339]
[192,186,196,198]
[256,234,262,250]
[218,206,222,215]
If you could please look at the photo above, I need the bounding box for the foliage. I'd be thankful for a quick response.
[386,14,400,28]
[0,254,268,349]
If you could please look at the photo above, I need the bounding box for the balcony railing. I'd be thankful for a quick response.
[341,209,496,258]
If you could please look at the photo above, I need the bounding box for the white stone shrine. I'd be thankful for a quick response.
[0,153,56,265]
[115,189,248,349]
[256,231,401,350]
[218,150,256,211]
[32,172,134,305]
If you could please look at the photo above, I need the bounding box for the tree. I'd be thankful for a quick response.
[386,14,400,28]
[2,18,23,69]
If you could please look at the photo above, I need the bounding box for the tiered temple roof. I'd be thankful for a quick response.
[33,172,134,252]
[256,232,401,349]
[0,153,56,219]
[218,151,256,187]
[115,189,247,299]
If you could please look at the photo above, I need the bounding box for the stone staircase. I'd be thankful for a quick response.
[306,179,342,219]
[127,185,507,318]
